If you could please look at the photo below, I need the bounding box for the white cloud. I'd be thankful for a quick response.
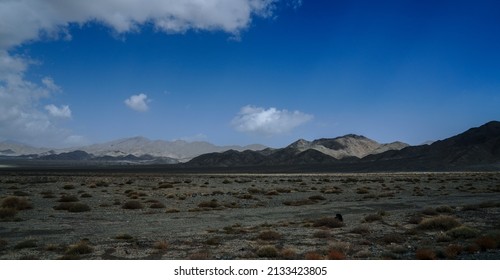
[45,104,72,118]
[232,105,313,135]
[0,0,277,49]
[125,93,150,112]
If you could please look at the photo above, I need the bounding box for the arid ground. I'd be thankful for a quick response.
[1,171,499,260]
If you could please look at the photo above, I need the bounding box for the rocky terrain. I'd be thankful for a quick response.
[0,171,499,260]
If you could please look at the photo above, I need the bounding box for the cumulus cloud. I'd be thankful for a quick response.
[45,104,72,118]
[125,93,150,112]
[0,0,277,49]
[232,105,313,135]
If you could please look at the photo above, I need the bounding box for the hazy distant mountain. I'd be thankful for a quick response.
[0,140,50,156]
[78,137,266,162]
[188,134,408,166]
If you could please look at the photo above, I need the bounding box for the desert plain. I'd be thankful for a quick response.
[1,170,499,260]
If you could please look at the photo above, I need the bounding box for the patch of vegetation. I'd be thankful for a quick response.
[115,234,134,240]
[57,195,79,202]
[0,207,18,219]
[415,248,436,260]
[122,200,144,209]
[198,200,220,208]
[381,233,405,244]
[313,230,331,239]
[13,191,30,196]
[257,230,282,241]
[446,226,479,239]
[14,239,37,250]
[280,248,297,259]
[165,208,180,213]
[304,251,323,260]
[256,245,278,258]
[53,202,91,212]
[351,225,370,234]
[327,249,346,260]
[417,216,461,231]
[363,214,383,223]
[153,240,169,251]
[1,196,32,210]
[308,195,326,201]
[283,199,316,206]
[150,202,166,209]
[64,240,93,256]
[313,217,344,228]
[475,236,497,251]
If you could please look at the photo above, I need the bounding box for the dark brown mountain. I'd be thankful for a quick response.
[187,121,500,171]
[362,120,500,170]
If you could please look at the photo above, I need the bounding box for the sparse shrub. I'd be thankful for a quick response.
[446,226,479,239]
[154,240,169,251]
[313,217,344,228]
[158,183,174,189]
[257,230,281,241]
[205,237,221,246]
[364,214,383,223]
[475,236,497,251]
[435,205,453,213]
[53,202,90,212]
[222,179,232,184]
[150,202,166,209]
[0,239,8,250]
[283,199,315,206]
[445,244,463,259]
[165,208,180,213]
[63,184,75,190]
[266,190,279,196]
[313,230,331,239]
[115,234,134,240]
[198,200,220,208]
[417,215,460,231]
[14,239,37,249]
[304,251,323,260]
[280,248,297,259]
[122,200,144,209]
[80,193,92,198]
[421,207,438,216]
[257,245,278,258]
[57,195,79,202]
[408,215,423,224]
[189,250,210,260]
[415,248,436,260]
[351,225,370,234]
[1,196,32,210]
[382,233,405,244]
[356,188,369,194]
[13,191,29,196]
[65,240,93,255]
[327,249,346,260]
[0,207,18,219]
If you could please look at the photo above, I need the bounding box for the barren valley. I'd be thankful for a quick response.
[1,171,499,260]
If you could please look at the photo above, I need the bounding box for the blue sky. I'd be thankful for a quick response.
[1,0,499,148]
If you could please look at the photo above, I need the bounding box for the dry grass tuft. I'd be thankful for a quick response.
[363,214,383,223]
[475,236,497,251]
[57,195,79,202]
[115,234,134,240]
[1,196,32,210]
[14,239,37,250]
[327,249,346,260]
[313,217,344,228]
[417,215,461,231]
[415,248,436,260]
[257,245,278,258]
[280,248,297,259]
[64,240,93,255]
[446,225,479,239]
[53,202,90,212]
[0,207,18,219]
[313,230,331,239]
[198,200,220,208]
[122,200,144,209]
[153,240,169,251]
[445,244,463,259]
[150,202,166,209]
[257,230,282,241]
[304,251,323,260]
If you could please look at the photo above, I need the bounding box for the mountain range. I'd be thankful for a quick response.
[186,121,500,171]
[1,121,499,171]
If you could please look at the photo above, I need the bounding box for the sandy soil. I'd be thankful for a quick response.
[1,171,499,259]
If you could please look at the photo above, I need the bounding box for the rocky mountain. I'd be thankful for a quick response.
[0,140,50,156]
[188,134,408,166]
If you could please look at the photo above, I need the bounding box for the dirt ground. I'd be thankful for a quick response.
[1,171,499,260]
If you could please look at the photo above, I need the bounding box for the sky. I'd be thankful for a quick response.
[1,0,500,148]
